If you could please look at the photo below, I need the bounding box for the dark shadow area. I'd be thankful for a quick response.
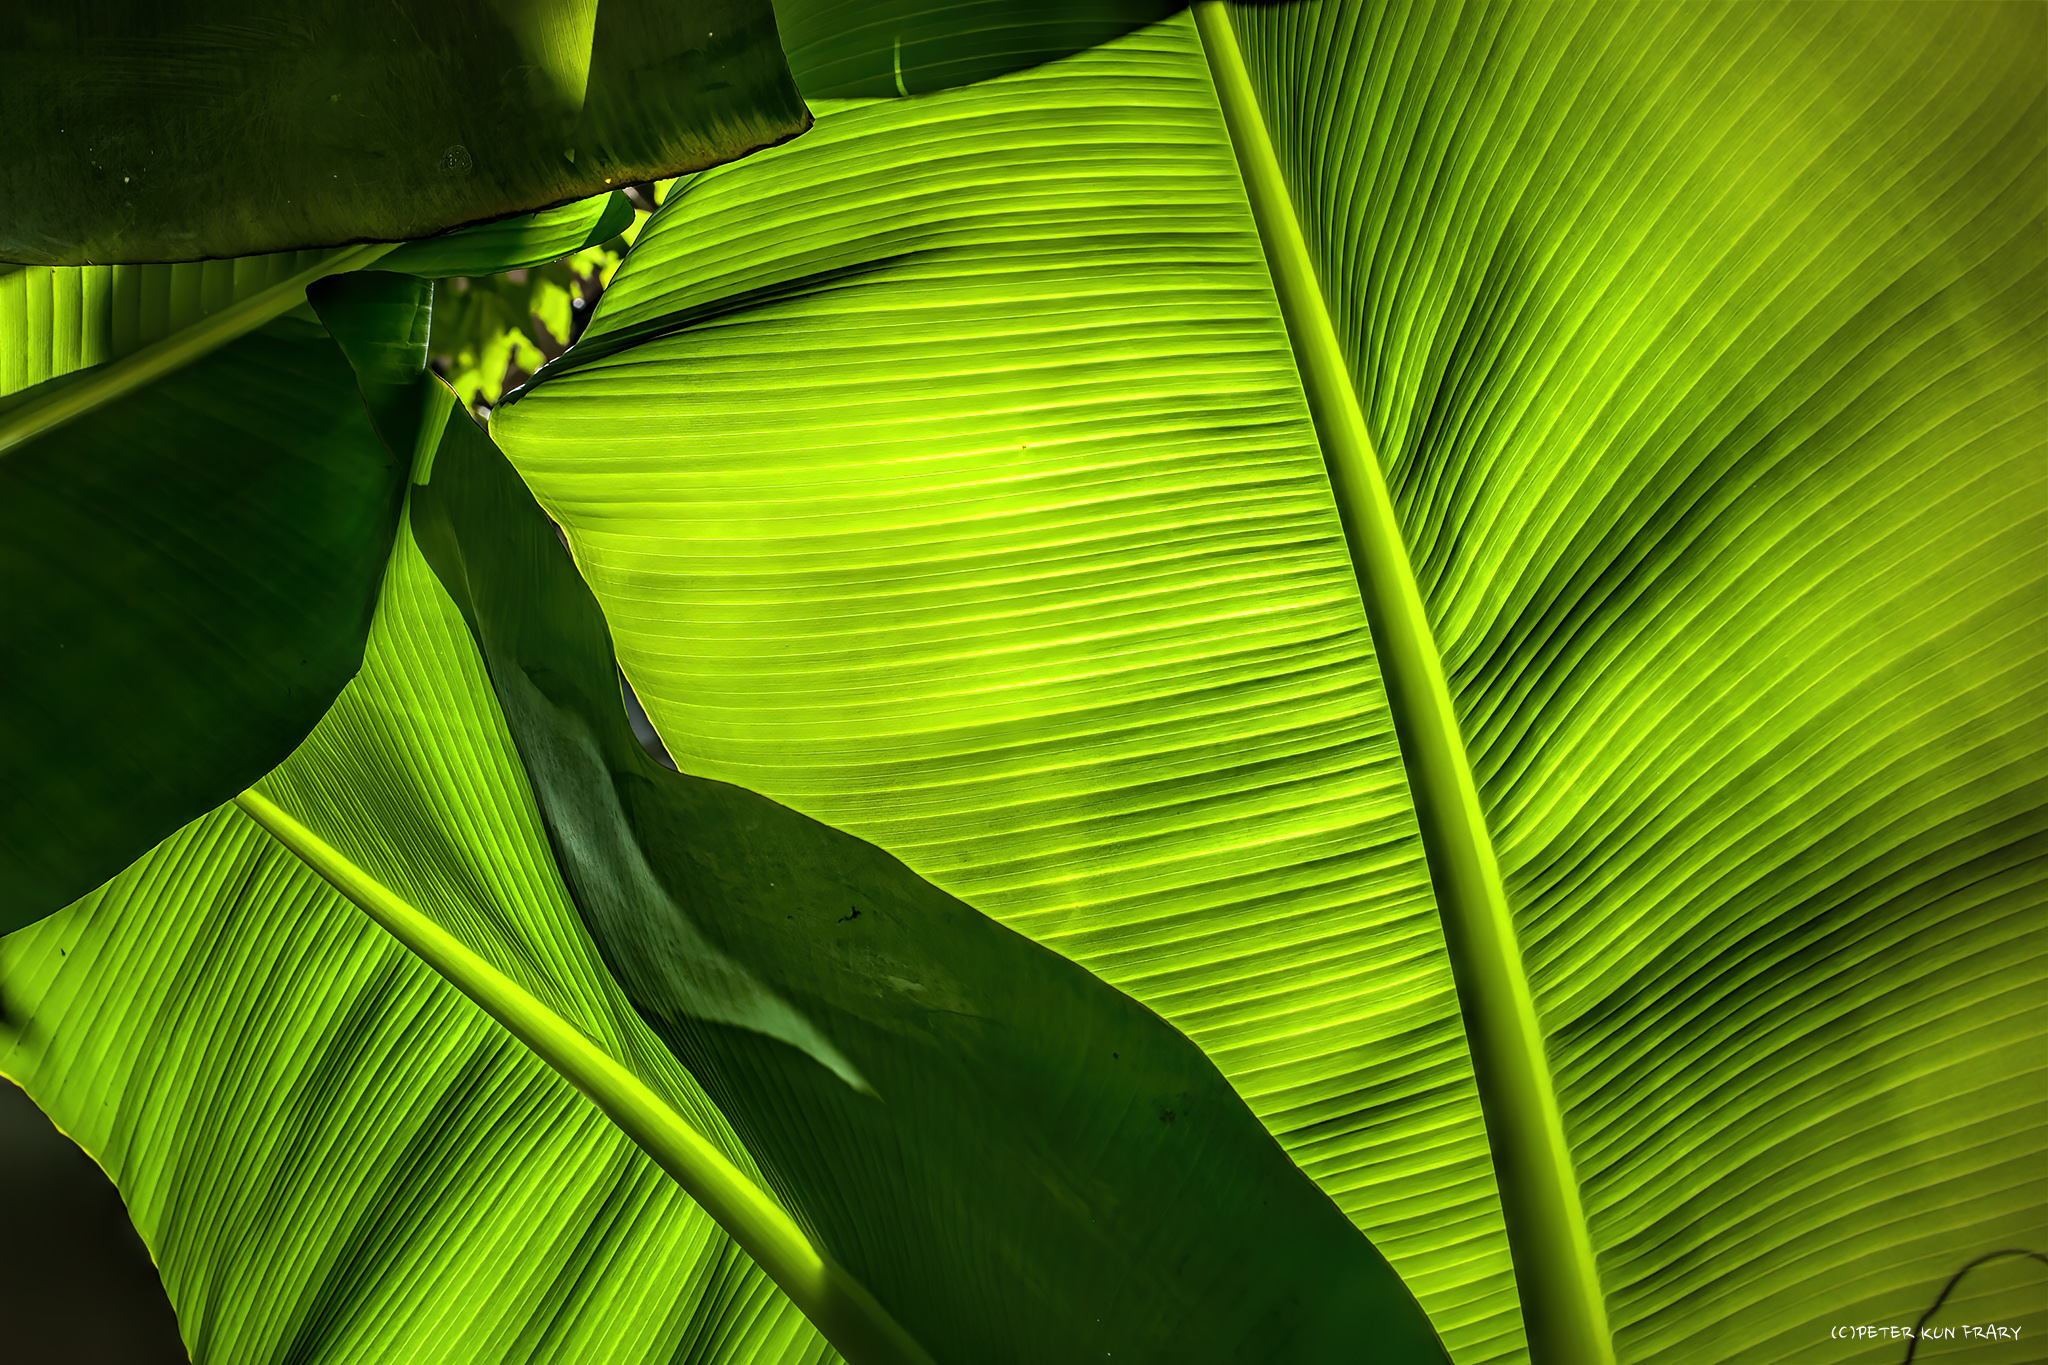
[0,1079,187,1363]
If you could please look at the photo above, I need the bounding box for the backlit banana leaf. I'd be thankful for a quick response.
[1,249,338,399]
[0,0,808,265]
[0,272,426,930]
[494,6,2046,1363]
[0,521,836,1365]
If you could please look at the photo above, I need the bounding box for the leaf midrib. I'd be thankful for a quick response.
[229,789,934,1365]
[1188,6,1614,1363]
[0,242,398,458]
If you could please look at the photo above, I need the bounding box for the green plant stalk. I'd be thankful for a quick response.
[1190,6,1614,1363]
[230,789,935,1365]
[0,242,399,458]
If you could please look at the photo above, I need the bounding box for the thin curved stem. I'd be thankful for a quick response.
[231,788,934,1365]
[0,241,398,458]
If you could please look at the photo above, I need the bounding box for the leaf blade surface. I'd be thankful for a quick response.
[0,286,417,929]
[0,0,809,264]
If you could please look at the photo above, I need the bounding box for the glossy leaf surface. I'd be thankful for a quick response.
[0,1,808,265]
[412,408,1445,1363]
[0,275,425,931]
[497,6,2046,1362]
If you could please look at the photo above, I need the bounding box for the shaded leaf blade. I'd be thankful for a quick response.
[0,309,412,929]
[417,406,1447,1362]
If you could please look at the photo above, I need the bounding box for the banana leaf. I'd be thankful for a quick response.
[3,1,2040,1362]
[0,273,427,929]
[0,0,807,265]
[493,5,2046,1362]
[379,192,635,280]
[3,399,1445,1363]
[0,521,837,1365]
[0,249,339,400]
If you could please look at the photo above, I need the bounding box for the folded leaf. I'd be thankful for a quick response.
[495,6,2046,1361]
[380,193,636,280]
[414,398,1446,1362]
[308,273,437,456]
[0,276,426,930]
[0,0,808,264]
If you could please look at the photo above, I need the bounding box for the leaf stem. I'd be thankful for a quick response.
[0,242,400,458]
[1191,6,1613,1362]
[230,789,934,1365]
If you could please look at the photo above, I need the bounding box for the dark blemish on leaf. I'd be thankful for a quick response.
[1159,1108,1174,1124]
[1111,1052,1118,1061]
[838,907,861,923]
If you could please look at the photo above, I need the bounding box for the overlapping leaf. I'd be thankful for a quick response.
[0,1,808,264]
[413,411,1439,1362]
[0,249,335,399]
[381,192,634,281]
[7,346,1446,1365]
[0,275,423,930]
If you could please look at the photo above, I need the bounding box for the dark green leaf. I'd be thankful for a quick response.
[307,273,436,456]
[0,1,808,265]
[411,412,1447,1364]
[0,283,424,930]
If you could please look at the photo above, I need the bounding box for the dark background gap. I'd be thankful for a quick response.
[0,1079,186,1363]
